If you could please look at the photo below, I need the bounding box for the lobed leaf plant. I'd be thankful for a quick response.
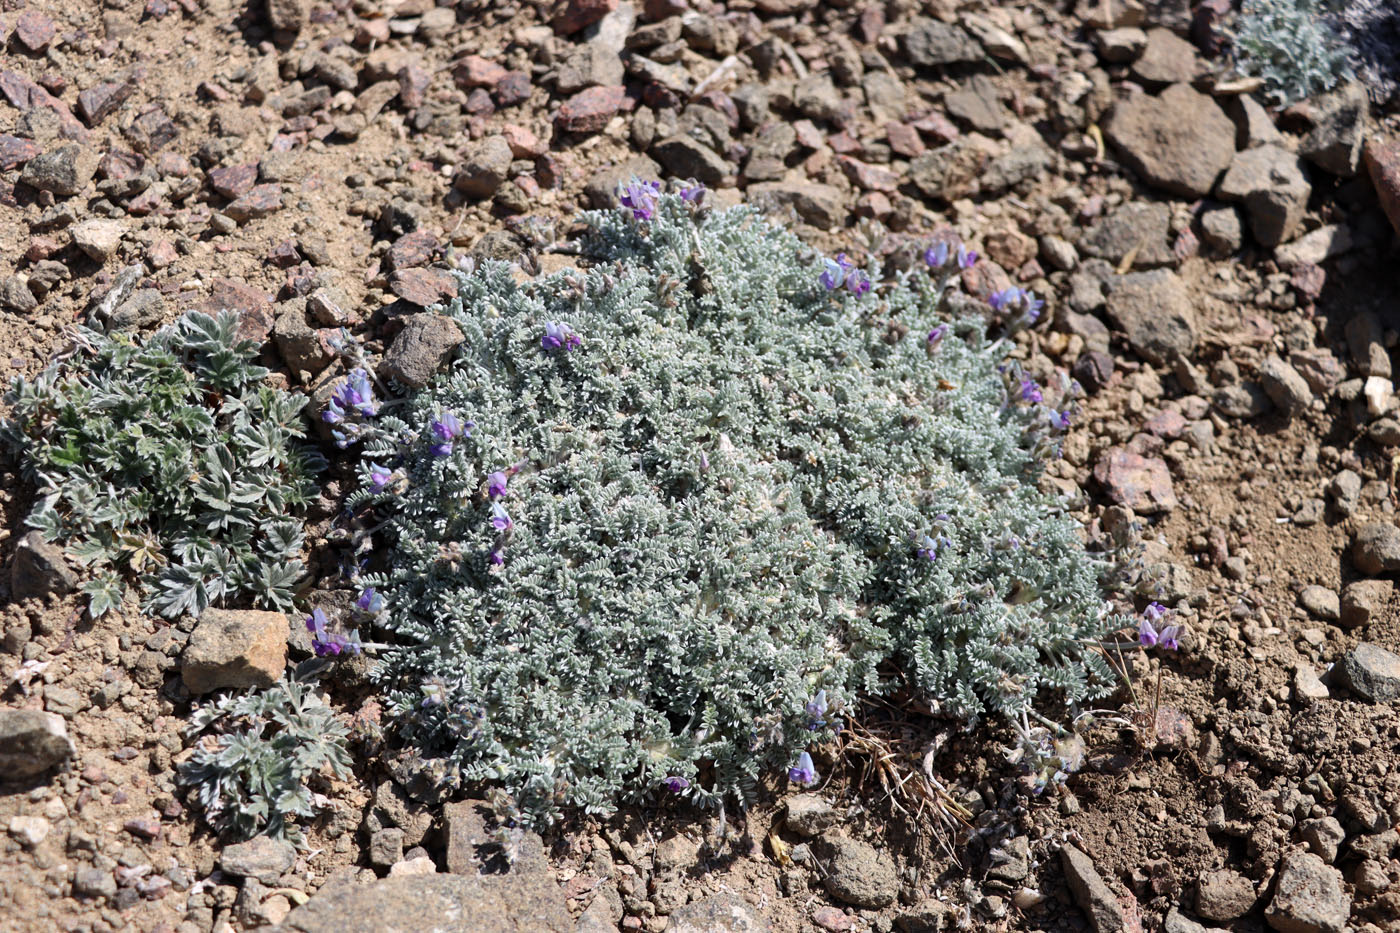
[0,311,323,619]
[334,189,1125,826]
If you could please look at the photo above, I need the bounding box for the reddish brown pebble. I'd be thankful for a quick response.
[452,55,508,90]
[1365,136,1400,237]
[98,150,145,181]
[885,122,925,157]
[812,906,854,932]
[1291,262,1326,301]
[1093,448,1178,514]
[77,82,134,126]
[792,119,824,150]
[37,71,66,95]
[25,235,61,261]
[355,17,390,45]
[555,86,625,134]
[389,267,457,306]
[130,107,179,152]
[397,63,430,109]
[14,10,57,52]
[857,4,885,42]
[123,817,161,840]
[127,187,163,215]
[156,151,192,176]
[197,81,230,102]
[385,230,438,271]
[1144,409,1187,439]
[202,278,274,342]
[147,239,178,269]
[827,132,860,155]
[207,163,258,199]
[502,123,546,158]
[514,175,541,198]
[0,134,39,170]
[553,0,618,35]
[223,183,282,221]
[854,191,892,220]
[910,111,959,143]
[643,0,686,20]
[493,72,531,108]
[266,239,302,268]
[839,156,899,192]
[464,89,495,116]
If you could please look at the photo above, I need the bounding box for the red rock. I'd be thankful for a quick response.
[1291,262,1326,302]
[514,174,541,198]
[385,230,438,270]
[126,187,164,215]
[354,17,390,45]
[389,267,457,306]
[0,134,38,170]
[25,235,61,262]
[198,81,231,102]
[0,70,87,141]
[910,111,959,144]
[812,906,854,932]
[885,122,925,158]
[203,278,274,342]
[494,72,532,107]
[502,123,546,158]
[147,238,178,269]
[452,55,508,90]
[397,62,430,109]
[1093,448,1178,514]
[77,82,134,126]
[699,91,740,129]
[266,239,302,268]
[536,152,564,188]
[642,0,687,20]
[14,10,57,52]
[858,4,885,42]
[157,151,192,177]
[127,107,178,152]
[555,86,625,134]
[224,184,282,221]
[208,163,259,199]
[37,71,66,95]
[553,0,618,35]
[97,150,145,181]
[641,83,679,110]
[827,132,860,155]
[854,191,892,219]
[960,259,1012,299]
[984,227,1037,269]
[839,155,899,192]
[1144,409,1187,439]
[123,817,161,840]
[1365,136,1400,237]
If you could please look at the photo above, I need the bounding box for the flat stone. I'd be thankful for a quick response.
[1094,27,1147,63]
[13,10,57,51]
[443,800,550,878]
[1297,586,1339,622]
[1274,225,1353,268]
[1131,28,1201,84]
[944,74,1009,134]
[1227,94,1285,150]
[381,313,465,389]
[820,836,899,909]
[73,866,117,900]
[556,43,625,93]
[224,184,283,222]
[1,276,38,313]
[1216,145,1310,246]
[1104,83,1235,198]
[208,163,258,199]
[901,18,980,66]
[1301,817,1345,864]
[1196,869,1256,921]
[278,873,570,933]
[1094,448,1177,514]
[0,134,39,170]
[1061,845,1125,933]
[1353,523,1400,575]
[1294,665,1330,702]
[1103,269,1196,364]
[72,219,125,262]
[748,181,845,229]
[1164,908,1229,933]
[1336,642,1400,704]
[1079,201,1174,268]
[1264,851,1349,933]
[181,608,287,694]
[453,136,513,198]
[388,267,457,307]
[385,231,438,271]
[785,795,838,838]
[77,81,134,126]
[1344,311,1389,378]
[555,86,625,134]
[0,710,75,779]
[1259,356,1312,417]
[666,893,763,932]
[221,837,297,885]
[274,305,335,375]
[553,0,617,35]
[266,0,308,33]
[1340,580,1391,629]
[12,530,76,599]
[19,143,97,196]
[201,278,274,342]
[651,135,729,186]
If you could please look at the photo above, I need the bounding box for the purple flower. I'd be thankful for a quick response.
[663,775,690,793]
[329,369,378,419]
[305,608,361,658]
[369,463,394,492]
[679,183,705,203]
[805,689,828,722]
[491,502,513,531]
[542,321,581,351]
[1138,616,1159,647]
[819,255,849,291]
[788,751,818,787]
[1025,291,1045,322]
[430,411,473,457]
[1020,378,1043,404]
[305,608,328,640]
[916,534,940,562]
[1139,602,1180,651]
[1159,625,1181,651]
[988,287,1023,312]
[487,470,509,498]
[927,325,947,349]
[355,588,384,614]
[957,246,978,269]
[1143,601,1167,624]
[924,241,950,269]
[488,548,504,566]
[1050,410,1072,431]
[618,179,661,221]
[845,269,871,295]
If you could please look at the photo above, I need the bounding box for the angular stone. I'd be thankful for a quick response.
[1217,145,1310,247]
[901,18,980,66]
[1094,448,1177,514]
[1,276,38,313]
[381,313,465,388]
[944,74,1009,134]
[12,530,76,599]
[1364,136,1400,237]
[652,135,729,186]
[108,288,166,331]
[266,0,308,32]
[1196,869,1256,921]
[14,10,56,52]
[202,278,274,342]
[1301,817,1345,864]
[0,710,75,779]
[224,184,282,222]
[553,0,618,35]
[747,181,846,229]
[1297,585,1340,622]
[1095,27,1147,63]
[820,837,898,909]
[1301,83,1367,177]
[1275,225,1353,268]
[77,82,134,126]
[221,837,296,885]
[1265,851,1349,933]
[279,873,570,933]
[1061,845,1125,933]
[71,219,125,262]
[1080,201,1174,268]
[667,893,763,932]
[1259,356,1312,417]
[1340,579,1391,629]
[208,163,259,199]
[785,795,838,838]
[556,86,625,134]
[1103,269,1196,364]
[1104,83,1235,198]
[181,608,287,694]
[19,144,97,196]
[556,44,625,93]
[1353,523,1400,575]
[388,267,457,307]
[274,305,335,375]
[0,134,39,170]
[444,800,550,877]
[454,135,513,198]
[1131,28,1201,84]
[386,231,438,271]
[1337,642,1400,704]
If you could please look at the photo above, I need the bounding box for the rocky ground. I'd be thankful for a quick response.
[2,0,1400,931]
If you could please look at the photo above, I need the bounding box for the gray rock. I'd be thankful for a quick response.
[1104,83,1235,198]
[1297,585,1340,622]
[1094,27,1147,63]
[181,608,287,695]
[986,836,1030,883]
[653,834,699,874]
[1301,83,1367,177]
[0,710,75,779]
[12,530,77,600]
[73,866,117,900]
[1164,908,1228,933]
[1353,523,1400,575]
[1103,269,1196,364]
[793,74,844,123]
[555,44,625,94]
[1227,94,1285,150]
[1216,146,1311,247]
[454,136,514,199]
[444,800,549,877]
[1344,311,1390,378]
[381,313,464,389]
[1079,201,1174,268]
[1214,382,1272,419]
[265,0,307,33]
[1340,579,1391,629]
[1260,356,1312,417]
[367,781,433,847]
[1336,642,1400,703]
[981,142,1054,194]
[1061,845,1125,933]
[1301,817,1345,864]
[585,155,661,210]
[944,74,1009,134]
[1131,28,1201,84]
[276,873,571,933]
[0,277,38,313]
[1369,417,1400,446]
[1294,664,1329,701]
[1274,224,1353,268]
[666,893,762,932]
[1039,234,1079,271]
[108,288,166,331]
[901,18,980,67]
[369,828,404,868]
[584,2,635,55]
[1195,869,1256,921]
[784,794,838,838]
[43,686,87,718]
[575,896,620,933]
[19,144,97,196]
[651,135,729,186]
[222,837,297,885]
[895,900,952,933]
[820,836,899,909]
[72,219,125,262]
[1199,204,1244,254]
[273,303,334,376]
[747,181,845,229]
[1264,851,1349,933]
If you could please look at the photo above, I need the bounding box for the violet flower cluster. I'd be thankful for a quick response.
[305,608,363,658]
[430,411,474,457]
[541,321,582,352]
[324,369,380,449]
[618,179,661,221]
[1138,602,1180,651]
[988,286,1045,330]
[788,751,819,787]
[818,253,871,295]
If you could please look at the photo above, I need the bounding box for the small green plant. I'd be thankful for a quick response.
[0,311,323,618]
[179,679,351,844]
[1232,0,1353,104]
[330,188,1122,826]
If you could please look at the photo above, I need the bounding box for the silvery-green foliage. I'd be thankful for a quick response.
[1233,0,1353,104]
[352,194,1121,825]
[179,679,351,844]
[0,312,322,619]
